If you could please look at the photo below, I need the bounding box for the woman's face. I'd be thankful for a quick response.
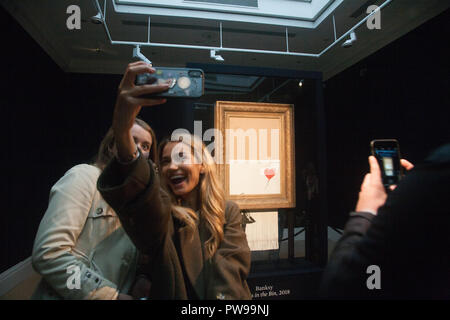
[130,124,152,160]
[160,142,204,199]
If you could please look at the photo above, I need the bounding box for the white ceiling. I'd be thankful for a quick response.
[2,0,449,80]
[113,0,336,27]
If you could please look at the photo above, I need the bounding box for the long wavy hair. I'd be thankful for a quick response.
[158,134,225,259]
[95,118,157,170]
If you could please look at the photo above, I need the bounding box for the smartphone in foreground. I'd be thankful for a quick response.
[135,67,204,98]
[370,139,404,189]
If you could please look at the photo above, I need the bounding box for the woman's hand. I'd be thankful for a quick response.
[113,61,170,162]
[355,156,415,215]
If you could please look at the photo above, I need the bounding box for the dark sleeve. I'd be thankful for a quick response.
[319,211,380,299]
[321,159,450,299]
[97,156,172,257]
[207,201,252,300]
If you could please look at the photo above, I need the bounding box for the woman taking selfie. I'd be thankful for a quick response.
[32,109,157,298]
[97,61,251,299]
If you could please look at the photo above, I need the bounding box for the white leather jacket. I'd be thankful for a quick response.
[31,164,138,299]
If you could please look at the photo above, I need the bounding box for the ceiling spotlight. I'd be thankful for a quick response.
[210,49,224,62]
[342,31,357,48]
[298,79,304,87]
[132,45,152,65]
[90,12,103,25]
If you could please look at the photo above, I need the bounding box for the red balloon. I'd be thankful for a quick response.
[264,168,275,181]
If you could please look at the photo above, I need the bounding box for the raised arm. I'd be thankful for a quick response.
[112,61,169,163]
[97,62,172,257]
[320,156,418,298]
[97,155,172,258]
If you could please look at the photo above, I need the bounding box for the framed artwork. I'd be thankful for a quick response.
[214,101,295,210]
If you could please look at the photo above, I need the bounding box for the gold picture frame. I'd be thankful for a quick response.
[214,101,295,210]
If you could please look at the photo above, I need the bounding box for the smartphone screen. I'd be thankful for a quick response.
[370,139,403,188]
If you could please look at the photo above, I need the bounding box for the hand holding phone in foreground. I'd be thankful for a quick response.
[355,156,414,215]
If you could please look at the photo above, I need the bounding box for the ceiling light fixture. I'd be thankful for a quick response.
[132,45,152,64]
[342,31,357,48]
[90,12,103,25]
[298,79,304,87]
[90,0,104,24]
[210,49,224,62]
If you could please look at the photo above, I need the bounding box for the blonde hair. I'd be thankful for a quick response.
[158,134,225,259]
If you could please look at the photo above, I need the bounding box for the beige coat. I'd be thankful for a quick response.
[31,164,138,299]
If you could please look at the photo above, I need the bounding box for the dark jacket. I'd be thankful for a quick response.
[321,144,450,299]
[97,156,251,300]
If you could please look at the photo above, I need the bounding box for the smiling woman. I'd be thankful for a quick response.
[158,134,226,259]
[96,61,252,299]
[160,139,204,200]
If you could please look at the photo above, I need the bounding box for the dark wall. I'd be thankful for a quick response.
[324,9,450,227]
[0,9,111,272]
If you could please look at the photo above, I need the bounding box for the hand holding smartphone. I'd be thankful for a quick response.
[370,139,404,190]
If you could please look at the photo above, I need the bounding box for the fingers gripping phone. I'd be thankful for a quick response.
[370,139,404,189]
[135,67,204,98]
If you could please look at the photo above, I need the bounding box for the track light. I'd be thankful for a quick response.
[90,12,103,25]
[342,31,357,48]
[132,45,152,64]
[210,49,224,62]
